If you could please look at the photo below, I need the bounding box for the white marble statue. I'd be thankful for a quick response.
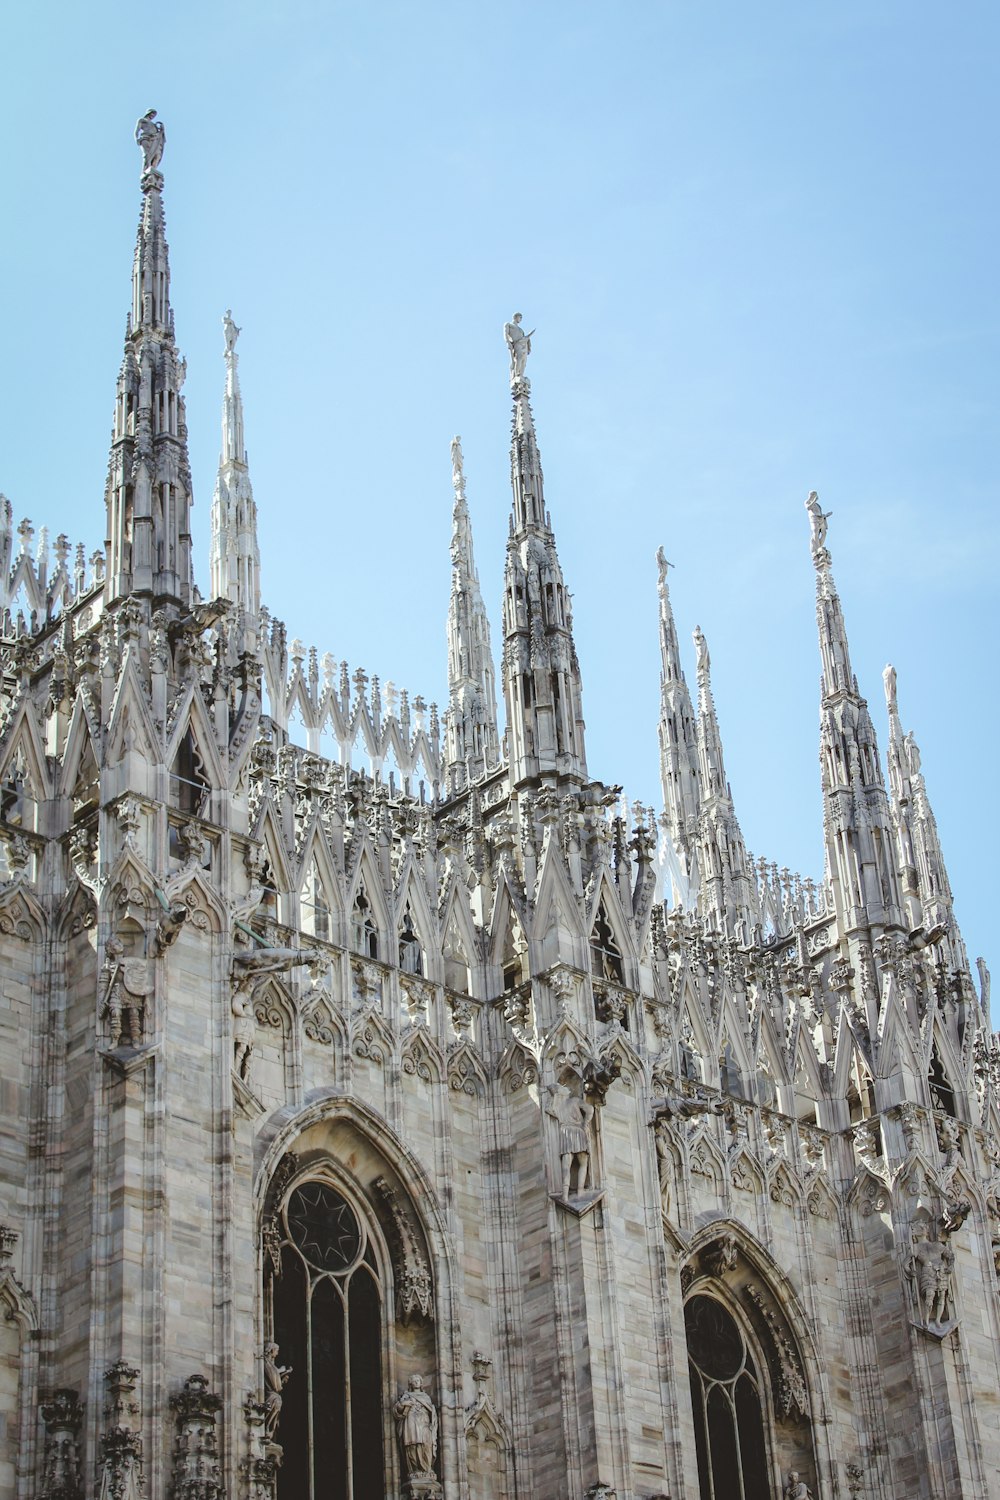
[394,1374,438,1479]
[546,1082,594,1198]
[504,312,533,381]
[805,490,831,555]
[135,110,165,176]
[223,309,240,355]
[785,1472,813,1500]
[692,625,710,678]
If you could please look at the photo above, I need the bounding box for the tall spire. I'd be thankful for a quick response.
[691,624,755,940]
[883,665,964,961]
[444,436,499,790]
[808,492,902,934]
[500,316,586,788]
[656,548,701,904]
[104,113,193,606]
[209,311,260,625]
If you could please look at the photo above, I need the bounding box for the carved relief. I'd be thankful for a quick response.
[744,1283,808,1420]
[373,1176,433,1324]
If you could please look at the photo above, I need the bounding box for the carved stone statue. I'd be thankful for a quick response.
[263,1342,291,1441]
[504,312,533,381]
[692,626,710,678]
[102,934,153,1049]
[804,490,830,555]
[223,309,241,355]
[785,1472,813,1500]
[546,1082,594,1198]
[907,1223,955,1327]
[450,435,464,485]
[882,662,898,715]
[230,944,319,1081]
[135,110,165,177]
[393,1374,438,1479]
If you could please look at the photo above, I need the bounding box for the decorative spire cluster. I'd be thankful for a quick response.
[656,549,700,905]
[884,664,964,963]
[500,317,587,788]
[104,113,193,605]
[209,310,261,629]
[443,436,499,790]
[808,492,902,935]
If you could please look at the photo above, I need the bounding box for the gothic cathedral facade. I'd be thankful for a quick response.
[0,118,997,1500]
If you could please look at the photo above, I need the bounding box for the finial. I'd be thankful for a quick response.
[804,489,831,558]
[450,435,465,498]
[504,311,534,383]
[223,309,241,355]
[135,109,165,189]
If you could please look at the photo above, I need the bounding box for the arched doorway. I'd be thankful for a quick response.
[685,1294,770,1500]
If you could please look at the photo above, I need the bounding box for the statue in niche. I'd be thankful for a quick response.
[263,1342,291,1441]
[135,110,165,176]
[907,1222,955,1328]
[102,934,153,1048]
[546,1081,594,1198]
[804,490,831,555]
[785,1473,814,1500]
[394,1374,438,1480]
[504,312,533,381]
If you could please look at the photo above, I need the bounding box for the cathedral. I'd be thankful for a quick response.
[0,113,998,1500]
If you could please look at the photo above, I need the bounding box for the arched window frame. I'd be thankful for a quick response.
[684,1288,778,1500]
[263,1160,400,1500]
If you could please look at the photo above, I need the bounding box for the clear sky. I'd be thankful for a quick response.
[1,2,997,988]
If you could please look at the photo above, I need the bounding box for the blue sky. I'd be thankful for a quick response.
[1,2,997,984]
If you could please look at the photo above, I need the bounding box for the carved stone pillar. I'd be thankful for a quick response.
[39,1388,83,1500]
[168,1374,223,1499]
[97,1360,144,1500]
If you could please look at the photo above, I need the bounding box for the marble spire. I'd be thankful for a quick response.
[810,494,902,935]
[884,664,964,963]
[691,624,755,940]
[104,113,193,605]
[500,318,587,787]
[656,549,701,905]
[444,436,500,791]
[209,311,260,628]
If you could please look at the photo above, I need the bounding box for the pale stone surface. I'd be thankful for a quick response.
[0,118,997,1500]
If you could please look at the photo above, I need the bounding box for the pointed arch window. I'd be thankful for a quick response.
[501,913,528,993]
[398,907,423,976]
[590,901,624,983]
[269,1180,386,1500]
[352,886,379,960]
[172,727,209,816]
[0,752,31,829]
[302,861,331,943]
[929,1048,957,1117]
[720,1040,746,1099]
[685,1295,769,1500]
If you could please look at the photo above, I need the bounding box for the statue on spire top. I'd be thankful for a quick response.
[805,490,831,556]
[505,312,534,382]
[223,310,241,355]
[135,110,165,183]
[450,436,465,496]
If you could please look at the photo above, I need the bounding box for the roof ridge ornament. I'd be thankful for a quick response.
[135,109,165,191]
